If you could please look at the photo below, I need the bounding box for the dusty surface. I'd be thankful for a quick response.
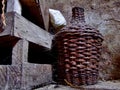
[34,81,120,90]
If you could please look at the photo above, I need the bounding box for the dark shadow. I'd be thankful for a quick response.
[20,1,45,29]
[28,42,55,64]
[0,36,18,65]
[0,46,12,65]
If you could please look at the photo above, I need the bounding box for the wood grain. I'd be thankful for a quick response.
[0,12,53,49]
[13,13,53,49]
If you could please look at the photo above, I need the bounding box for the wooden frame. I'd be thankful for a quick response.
[0,1,53,89]
[0,12,53,89]
[0,12,53,49]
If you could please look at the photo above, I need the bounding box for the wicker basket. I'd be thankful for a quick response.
[53,7,103,86]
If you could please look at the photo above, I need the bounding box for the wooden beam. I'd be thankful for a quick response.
[0,12,53,49]
[13,12,53,49]
[12,39,29,65]
[20,0,49,31]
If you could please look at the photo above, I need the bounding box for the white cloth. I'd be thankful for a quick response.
[49,9,66,29]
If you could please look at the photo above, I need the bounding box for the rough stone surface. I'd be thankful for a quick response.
[49,0,120,80]
[34,81,120,90]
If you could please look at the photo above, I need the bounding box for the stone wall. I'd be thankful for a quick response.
[49,0,120,80]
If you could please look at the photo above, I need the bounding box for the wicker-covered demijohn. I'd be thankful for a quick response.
[53,7,103,86]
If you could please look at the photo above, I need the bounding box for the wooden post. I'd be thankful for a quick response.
[12,39,29,65]
[38,0,49,31]
[7,0,21,15]
[6,0,14,12]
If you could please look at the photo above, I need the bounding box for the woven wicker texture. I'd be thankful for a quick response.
[54,7,103,86]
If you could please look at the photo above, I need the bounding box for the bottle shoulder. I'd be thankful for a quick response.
[62,22,97,32]
[55,22,103,40]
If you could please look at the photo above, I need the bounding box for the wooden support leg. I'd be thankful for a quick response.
[6,39,28,89]
[12,39,29,65]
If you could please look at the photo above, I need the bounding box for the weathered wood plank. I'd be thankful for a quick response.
[39,0,49,31]
[20,0,49,31]
[13,13,53,49]
[0,12,53,49]
[7,65,22,89]
[6,0,14,13]
[12,39,28,65]
[7,0,22,15]
[21,63,52,89]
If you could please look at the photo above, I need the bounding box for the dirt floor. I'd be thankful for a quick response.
[34,80,120,90]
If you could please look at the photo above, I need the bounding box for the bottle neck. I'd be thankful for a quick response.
[70,7,85,24]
